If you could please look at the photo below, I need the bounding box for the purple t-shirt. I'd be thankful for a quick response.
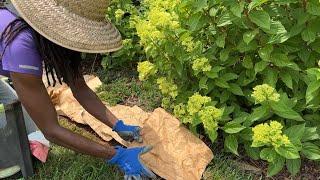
[0,9,42,77]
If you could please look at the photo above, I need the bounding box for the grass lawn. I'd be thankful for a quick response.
[30,118,122,180]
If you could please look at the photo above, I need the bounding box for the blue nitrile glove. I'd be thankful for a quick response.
[113,120,143,143]
[108,146,156,180]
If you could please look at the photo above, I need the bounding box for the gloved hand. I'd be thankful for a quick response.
[108,146,156,180]
[113,120,142,143]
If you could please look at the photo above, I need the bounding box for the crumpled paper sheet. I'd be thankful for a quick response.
[47,76,213,180]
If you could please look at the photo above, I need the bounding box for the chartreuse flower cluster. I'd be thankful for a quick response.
[173,103,191,123]
[135,0,180,45]
[252,121,291,148]
[144,0,180,11]
[179,33,196,52]
[157,77,178,98]
[187,93,211,115]
[174,93,223,128]
[137,61,157,81]
[252,84,280,104]
[198,106,223,130]
[192,57,212,74]
[115,9,125,21]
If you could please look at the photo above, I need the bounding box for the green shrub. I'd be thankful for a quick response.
[103,0,146,69]
[110,0,320,176]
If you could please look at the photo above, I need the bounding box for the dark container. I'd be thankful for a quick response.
[0,100,34,179]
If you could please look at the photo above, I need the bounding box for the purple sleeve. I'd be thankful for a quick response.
[2,28,43,77]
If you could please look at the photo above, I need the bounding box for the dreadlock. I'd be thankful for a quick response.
[0,6,82,86]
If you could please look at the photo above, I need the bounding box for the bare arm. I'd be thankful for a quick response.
[10,72,116,159]
[70,77,118,128]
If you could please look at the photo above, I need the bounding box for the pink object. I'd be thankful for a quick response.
[29,141,49,163]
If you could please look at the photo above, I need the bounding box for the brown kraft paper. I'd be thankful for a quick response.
[47,76,213,180]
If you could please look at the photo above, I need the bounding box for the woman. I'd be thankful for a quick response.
[0,0,155,179]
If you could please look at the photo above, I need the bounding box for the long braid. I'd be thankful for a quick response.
[0,11,82,86]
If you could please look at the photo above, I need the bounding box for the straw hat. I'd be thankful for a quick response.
[10,0,122,53]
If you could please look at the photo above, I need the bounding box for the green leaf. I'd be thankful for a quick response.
[286,159,301,176]
[249,10,271,29]
[206,71,218,79]
[267,156,285,177]
[271,53,300,71]
[248,105,269,123]
[220,48,230,61]
[224,135,239,155]
[274,0,300,5]
[242,55,253,69]
[260,148,286,176]
[216,34,226,48]
[206,66,224,79]
[220,90,230,103]
[259,45,273,61]
[239,128,253,141]
[271,53,289,67]
[207,129,218,142]
[306,81,320,104]
[301,142,320,160]
[237,40,258,53]
[221,73,238,81]
[284,124,305,141]
[199,76,208,90]
[311,39,320,53]
[275,144,300,159]
[260,148,277,162]
[302,127,320,142]
[307,0,320,16]
[209,7,218,17]
[263,21,287,35]
[270,101,304,121]
[223,122,246,134]
[243,29,259,44]
[280,71,293,89]
[193,0,208,12]
[244,144,260,160]
[262,21,289,43]
[215,79,230,88]
[254,61,268,74]
[307,68,320,80]
[217,12,233,27]
[188,13,203,31]
[101,56,109,69]
[263,68,278,87]
[248,0,269,11]
[230,2,244,18]
[268,33,290,44]
[289,24,305,37]
[228,83,244,96]
[173,60,184,77]
[302,27,316,43]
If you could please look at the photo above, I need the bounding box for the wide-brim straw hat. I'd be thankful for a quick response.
[10,0,122,53]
